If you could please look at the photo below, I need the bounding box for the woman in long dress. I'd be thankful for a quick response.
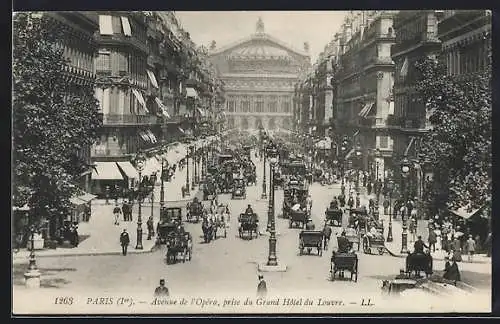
[451,237,462,262]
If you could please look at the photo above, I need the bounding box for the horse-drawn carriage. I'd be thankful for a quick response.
[238,213,259,239]
[299,230,323,256]
[325,208,343,227]
[202,177,217,201]
[289,209,308,229]
[231,177,246,199]
[165,231,192,264]
[201,217,216,243]
[282,185,308,219]
[405,252,433,278]
[156,207,183,244]
[330,251,359,282]
[186,199,203,223]
[362,232,386,255]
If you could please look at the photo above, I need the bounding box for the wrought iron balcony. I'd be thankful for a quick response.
[102,114,160,125]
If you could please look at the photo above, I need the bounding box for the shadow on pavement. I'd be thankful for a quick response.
[13,265,75,288]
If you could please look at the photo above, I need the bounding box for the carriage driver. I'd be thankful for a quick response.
[337,231,352,254]
[366,224,379,238]
[245,204,254,215]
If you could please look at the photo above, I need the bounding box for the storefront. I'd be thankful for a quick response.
[90,161,125,197]
[116,161,139,190]
[69,192,96,223]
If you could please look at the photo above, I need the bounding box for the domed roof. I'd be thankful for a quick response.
[229,43,292,60]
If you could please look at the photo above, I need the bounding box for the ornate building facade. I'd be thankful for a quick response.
[209,18,310,131]
[335,11,397,181]
[44,12,100,193]
[391,10,442,173]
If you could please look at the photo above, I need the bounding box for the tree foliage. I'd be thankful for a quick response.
[13,13,102,226]
[414,55,492,211]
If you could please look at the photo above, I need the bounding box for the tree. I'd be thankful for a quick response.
[12,13,101,234]
[414,55,492,212]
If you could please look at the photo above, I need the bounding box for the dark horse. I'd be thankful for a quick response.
[201,218,214,243]
[322,224,332,250]
[406,251,433,278]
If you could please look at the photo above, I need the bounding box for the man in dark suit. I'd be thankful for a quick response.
[414,235,428,254]
[154,279,170,297]
[257,274,267,297]
[120,229,130,256]
[337,231,351,253]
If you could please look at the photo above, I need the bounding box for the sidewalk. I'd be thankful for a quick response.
[13,160,202,263]
[353,185,491,264]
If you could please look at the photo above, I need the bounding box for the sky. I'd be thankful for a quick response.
[175,11,347,64]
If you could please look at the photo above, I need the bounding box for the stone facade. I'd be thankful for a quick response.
[209,18,310,131]
[335,11,397,181]
[438,10,491,76]
[391,10,442,163]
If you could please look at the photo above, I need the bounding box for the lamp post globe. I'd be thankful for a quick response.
[266,142,280,266]
[134,152,146,250]
[261,138,268,200]
[386,179,394,242]
[400,155,411,254]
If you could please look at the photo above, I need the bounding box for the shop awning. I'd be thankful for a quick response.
[139,131,151,142]
[186,87,198,98]
[404,137,415,156]
[359,102,375,118]
[197,107,205,116]
[345,148,355,160]
[116,161,139,179]
[155,97,170,118]
[13,204,30,211]
[91,162,124,180]
[120,16,132,36]
[146,129,157,143]
[99,15,113,35]
[450,205,484,220]
[132,88,148,113]
[147,70,159,88]
[70,192,97,205]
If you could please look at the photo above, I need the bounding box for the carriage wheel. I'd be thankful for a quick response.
[378,247,384,255]
[299,247,303,255]
[238,228,242,238]
[224,228,227,238]
[182,248,187,263]
[289,220,292,228]
[319,244,323,256]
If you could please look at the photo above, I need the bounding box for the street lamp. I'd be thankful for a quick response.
[386,179,394,242]
[134,152,146,250]
[261,137,268,200]
[185,146,191,197]
[355,146,362,192]
[374,148,381,207]
[160,152,167,210]
[192,142,197,189]
[267,142,280,266]
[24,223,41,288]
[400,155,411,254]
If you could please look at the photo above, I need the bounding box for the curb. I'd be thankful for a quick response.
[13,243,158,260]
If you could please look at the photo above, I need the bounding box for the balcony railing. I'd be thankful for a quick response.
[102,114,159,125]
[387,114,402,127]
[401,118,424,129]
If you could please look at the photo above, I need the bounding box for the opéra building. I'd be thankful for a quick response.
[209,18,310,131]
